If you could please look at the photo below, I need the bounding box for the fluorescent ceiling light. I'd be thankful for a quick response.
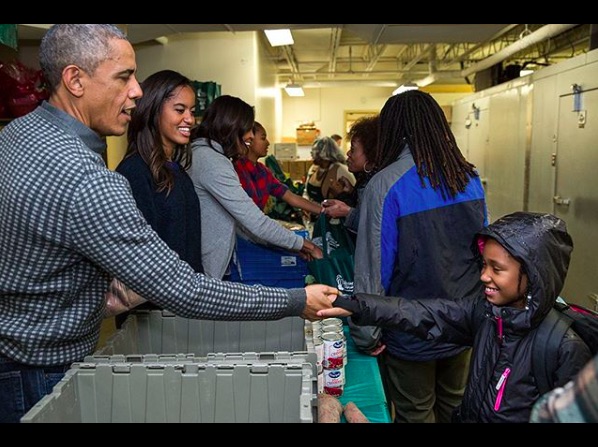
[392,81,419,96]
[520,69,534,77]
[265,29,294,47]
[285,83,305,97]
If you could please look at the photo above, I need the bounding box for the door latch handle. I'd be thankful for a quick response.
[553,196,571,206]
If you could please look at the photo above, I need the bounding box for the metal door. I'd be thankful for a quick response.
[555,88,598,308]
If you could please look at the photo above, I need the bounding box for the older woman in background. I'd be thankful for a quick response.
[303,136,355,221]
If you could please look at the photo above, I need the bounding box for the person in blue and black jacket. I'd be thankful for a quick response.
[348,90,489,423]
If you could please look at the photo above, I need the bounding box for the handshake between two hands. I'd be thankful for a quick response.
[303,285,385,357]
[303,284,353,321]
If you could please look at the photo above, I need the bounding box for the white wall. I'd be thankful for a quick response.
[281,87,392,144]
[134,31,281,145]
[123,32,261,166]
[134,31,257,104]
[281,87,471,156]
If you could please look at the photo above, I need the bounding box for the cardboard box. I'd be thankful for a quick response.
[296,128,320,146]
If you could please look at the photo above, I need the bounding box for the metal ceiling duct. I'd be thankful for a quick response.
[409,24,581,88]
[460,24,580,78]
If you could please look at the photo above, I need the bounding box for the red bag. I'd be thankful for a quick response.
[0,60,49,118]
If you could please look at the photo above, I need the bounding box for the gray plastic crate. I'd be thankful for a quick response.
[96,310,307,356]
[84,351,317,377]
[21,359,317,423]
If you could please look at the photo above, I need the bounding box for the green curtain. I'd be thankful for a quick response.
[0,24,18,51]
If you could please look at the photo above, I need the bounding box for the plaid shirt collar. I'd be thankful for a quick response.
[39,101,107,155]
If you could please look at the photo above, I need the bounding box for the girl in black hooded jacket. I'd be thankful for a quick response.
[323,212,591,423]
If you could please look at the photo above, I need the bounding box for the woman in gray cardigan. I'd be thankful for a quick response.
[189,95,322,279]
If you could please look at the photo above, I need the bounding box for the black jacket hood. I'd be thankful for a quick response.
[475,212,573,327]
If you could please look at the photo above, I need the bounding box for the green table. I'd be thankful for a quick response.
[337,325,392,423]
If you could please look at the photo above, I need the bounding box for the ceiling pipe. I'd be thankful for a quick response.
[414,70,463,88]
[303,80,399,89]
[275,24,584,88]
[461,24,579,78]
[280,45,302,81]
[411,24,580,87]
[363,25,388,73]
[276,68,438,78]
[446,24,519,65]
[328,26,343,78]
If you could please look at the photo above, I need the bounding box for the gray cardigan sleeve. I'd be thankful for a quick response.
[200,150,304,252]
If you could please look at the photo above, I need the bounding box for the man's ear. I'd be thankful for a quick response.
[62,65,85,98]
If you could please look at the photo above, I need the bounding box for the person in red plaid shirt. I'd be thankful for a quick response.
[234,121,321,215]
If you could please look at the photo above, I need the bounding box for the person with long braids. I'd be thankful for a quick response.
[349,90,488,423]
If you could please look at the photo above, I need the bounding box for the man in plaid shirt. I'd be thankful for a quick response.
[0,24,337,423]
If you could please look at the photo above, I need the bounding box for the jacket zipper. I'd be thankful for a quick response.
[495,315,504,344]
[494,367,511,411]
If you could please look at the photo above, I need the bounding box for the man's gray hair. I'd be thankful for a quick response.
[39,24,128,92]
